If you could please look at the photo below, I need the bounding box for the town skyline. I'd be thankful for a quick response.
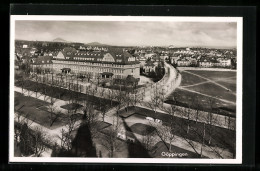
[15,21,237,48]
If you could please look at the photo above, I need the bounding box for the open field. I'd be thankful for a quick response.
[15,79,119,111]
[184,82,236,102]
[130,123,156,136]
[179,72,207,86]
[14,92,81,129]
[182,70,236,92]
[185,70,236,81]
[165,89,236,116]
[166,70,236,116]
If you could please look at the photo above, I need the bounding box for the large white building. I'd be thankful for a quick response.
[32,47,140,80]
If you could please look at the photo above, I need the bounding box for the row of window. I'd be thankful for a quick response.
[54,64,124,73]
[73,57,95,61]
[54,60,138,69]
[74,53,101,56]
[53,65,123,73]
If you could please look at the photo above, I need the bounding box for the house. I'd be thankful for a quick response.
[198,57,220,67]
[31,56,53,73]
[169,56,180,64]
[218,58,231,67]
[160,53,168,62]
[198,57,213,67]
[138,56,147,67]
[144,53,156,59]
[176,58,191,67]
[146,117,154,122]
[143,61,156,73]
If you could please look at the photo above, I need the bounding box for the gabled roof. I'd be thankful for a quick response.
[144,61,155,67]
[32,56,53,65]
[55,47,140,65]
[198,57,219,63]
[177,58,190,62]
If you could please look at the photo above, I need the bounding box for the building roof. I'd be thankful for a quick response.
[54,47,139,65]
[32,56,53,65]
[101,72,114,76]
[177,58,190,62]
[144,61,155,67]
[198,57,219,63]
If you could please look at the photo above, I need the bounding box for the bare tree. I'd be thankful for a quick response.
[81,101,99,138]
[91,84,98,97]
[96,74,102,86]
[184,106,192,134]
[191,95,201,124]
[107,89,115,107]
[31,126,51,157]
[130,85,142,109]
[152,120,175,152]
[60,116,78,152]
[48,88,57,105]
[98,88,106,111]
[33,74,41,98]
[17,73,27,94]
[47,104,61,127]
[100,120,122,158]
[205,98,216,145]
[85,72,93,82]
[141,130,156,151]
[158,103,179,152]
[179,127,201,157]
[100,102,110,122]
[148,83,164,115]
[42,84,48,102]
[77,74,86,82]
[124,91,132,112]
[114,90,126,122]
[199,123,206,157]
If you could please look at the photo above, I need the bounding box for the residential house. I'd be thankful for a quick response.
[176,58,191,67]
[143,61,156,73]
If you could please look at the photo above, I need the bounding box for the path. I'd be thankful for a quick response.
[142,62,181,102]
[182,70,236,96]
[178,67,236,72]
[177,87,236,105]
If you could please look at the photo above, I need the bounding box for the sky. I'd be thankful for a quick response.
[15,20,237,47]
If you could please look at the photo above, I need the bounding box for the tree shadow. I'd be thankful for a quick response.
[71,123,97,157]
[52,123,97,157]
[121,117,151,158]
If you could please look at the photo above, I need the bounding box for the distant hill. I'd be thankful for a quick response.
[85,42,110,46]
[53,38,67,42]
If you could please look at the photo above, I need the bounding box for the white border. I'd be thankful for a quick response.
[9,15,243,164]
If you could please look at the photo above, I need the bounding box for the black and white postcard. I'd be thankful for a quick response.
[9,16,243,164]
